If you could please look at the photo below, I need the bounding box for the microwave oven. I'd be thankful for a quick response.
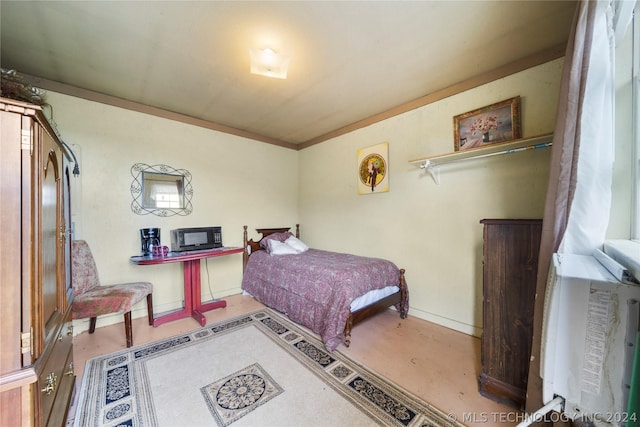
[170,226,222,252]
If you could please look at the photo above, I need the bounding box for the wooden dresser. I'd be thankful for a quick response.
[478,219,542,409]
[0,98,75,426]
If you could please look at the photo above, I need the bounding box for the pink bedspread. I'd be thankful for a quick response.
[241,248,401,351]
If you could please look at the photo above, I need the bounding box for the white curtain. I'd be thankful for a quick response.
[526,0,617,415]
[560,0,615,254]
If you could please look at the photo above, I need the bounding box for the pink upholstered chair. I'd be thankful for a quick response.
[71,240,153,347]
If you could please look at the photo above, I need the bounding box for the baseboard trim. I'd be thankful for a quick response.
[407,307,482,338]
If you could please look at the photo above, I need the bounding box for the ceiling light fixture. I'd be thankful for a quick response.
[250,48,291,79]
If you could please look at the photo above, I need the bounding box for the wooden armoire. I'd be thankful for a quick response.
[478,219,542,409]
[0,97,75,426]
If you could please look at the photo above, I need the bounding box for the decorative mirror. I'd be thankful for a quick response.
[131,163,193,216]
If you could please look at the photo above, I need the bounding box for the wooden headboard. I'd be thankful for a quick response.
[242,224,300,270]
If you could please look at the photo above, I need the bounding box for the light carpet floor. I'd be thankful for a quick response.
[73,308,464,427]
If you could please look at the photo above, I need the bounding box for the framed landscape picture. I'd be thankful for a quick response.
[453,96,521,151]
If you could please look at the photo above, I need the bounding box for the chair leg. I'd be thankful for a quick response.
[89,317,97,334]
[146,293,154,326]
[124,311,133,348]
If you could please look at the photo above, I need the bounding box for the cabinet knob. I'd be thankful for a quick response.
[64,362,75,377]
[41,372,57,395]
[41,383,54,395]
[59,324,73,340]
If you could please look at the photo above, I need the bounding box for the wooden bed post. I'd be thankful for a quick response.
[399,269,409,318]
[295,223,300,238]
[243,225,248,271]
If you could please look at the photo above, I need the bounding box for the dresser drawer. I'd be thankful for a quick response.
[45,348,75,427]
[38,316,74,426]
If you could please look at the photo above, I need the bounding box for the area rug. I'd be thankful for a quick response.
[73,308,462,427]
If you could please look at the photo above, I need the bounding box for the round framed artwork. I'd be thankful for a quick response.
[357,142,389,194]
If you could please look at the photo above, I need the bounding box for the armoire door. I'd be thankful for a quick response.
[38,125,65,352]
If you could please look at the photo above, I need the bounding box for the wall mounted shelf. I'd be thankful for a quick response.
[408,133,553,184]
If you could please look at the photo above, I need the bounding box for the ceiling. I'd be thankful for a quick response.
[0,1,577,148]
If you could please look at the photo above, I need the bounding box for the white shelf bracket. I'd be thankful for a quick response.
[420,160,441,184]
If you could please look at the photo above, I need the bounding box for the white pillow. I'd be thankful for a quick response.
[285,236,309,253]
[268,239,299,255]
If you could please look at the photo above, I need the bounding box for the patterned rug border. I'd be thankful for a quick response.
[73,308,464,427]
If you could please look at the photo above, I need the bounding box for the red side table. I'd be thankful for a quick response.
[130,247,243,327]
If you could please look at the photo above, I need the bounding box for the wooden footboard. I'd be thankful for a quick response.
[343,268,408,347]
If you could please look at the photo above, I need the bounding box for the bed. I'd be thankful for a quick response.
[241,225,409,351]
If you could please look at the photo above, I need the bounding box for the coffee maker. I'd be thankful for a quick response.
[140,228,160,256]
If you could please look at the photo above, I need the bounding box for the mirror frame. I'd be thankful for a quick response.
[131,163,193,216]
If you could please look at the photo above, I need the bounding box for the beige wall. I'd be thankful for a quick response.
[49,58,563,337]
[298,59,564,335]
[47,92,299,333]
